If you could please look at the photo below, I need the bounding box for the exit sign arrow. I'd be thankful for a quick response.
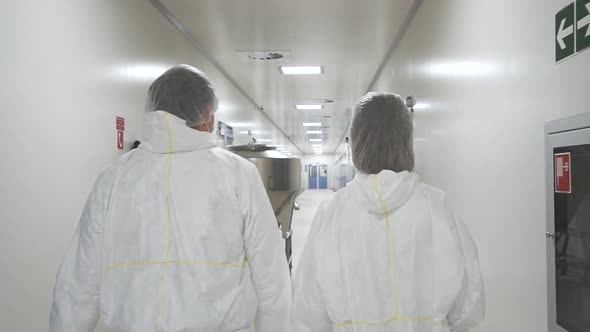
[557,17,574,49]
[577,0,590,51]
[555,3,576,62]
[579,3,590,37]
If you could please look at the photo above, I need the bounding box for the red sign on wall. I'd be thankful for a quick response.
[116,116,125,131]
[555,152,571,193]
[117,130,124,150]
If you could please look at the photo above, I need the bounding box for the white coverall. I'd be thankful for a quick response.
[292,170,484,332]
[50,111,291,332]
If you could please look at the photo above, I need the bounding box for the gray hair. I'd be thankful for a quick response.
[147,64,217,127]
[350,92,414,174]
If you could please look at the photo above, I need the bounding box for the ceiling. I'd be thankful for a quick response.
[158,0,414,154]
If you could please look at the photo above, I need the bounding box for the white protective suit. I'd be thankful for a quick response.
[292,170,484,332]
[50,111,291,332]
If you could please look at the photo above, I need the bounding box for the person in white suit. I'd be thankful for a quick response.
[50,65,291,332]
[292,92,484,332]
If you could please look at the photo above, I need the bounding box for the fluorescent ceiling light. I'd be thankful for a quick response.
[306,130,323,134]
[302,122,322,127]
[296,104,323,110]
[314,152,323,155]
[239,130,261,134]
[309,138,323,142]
[311,144,323,147]
[279,66,323,75]
[256,139,272,142]
[412,103,430,110]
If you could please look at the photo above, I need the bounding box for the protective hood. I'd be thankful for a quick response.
[140,110,217,153]
[347,170,419,214]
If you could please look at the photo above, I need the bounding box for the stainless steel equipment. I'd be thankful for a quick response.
[229,144,302,269]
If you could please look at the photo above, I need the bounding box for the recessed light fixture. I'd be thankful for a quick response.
[309,138,323,142]
[256,139,272,142]
[413,103,431,110]
[311,144,323,147]
[302,122,322,127]
[279,66,323,75]
[314,152,323,155]
[306,130,323,134]
[296,104,323,110]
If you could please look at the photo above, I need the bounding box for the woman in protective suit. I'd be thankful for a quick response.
[292,92,484,332]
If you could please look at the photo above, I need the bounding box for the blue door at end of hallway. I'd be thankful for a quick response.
[307,164,328,189]
[308,164,318,189]
[577,0,590,52]
[556,3,576,62]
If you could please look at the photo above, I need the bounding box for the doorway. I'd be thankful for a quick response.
[546,113,590,332]
[307,164,328,189]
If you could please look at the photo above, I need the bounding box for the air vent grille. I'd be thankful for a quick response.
[237,50,291,61]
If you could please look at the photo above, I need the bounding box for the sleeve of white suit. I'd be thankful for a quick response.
[49,171,111,332]
[291,203,332,332]
[240,163,292,332]
[447,215,485,332]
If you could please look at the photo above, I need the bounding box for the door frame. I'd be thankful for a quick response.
[308,163,329,190]
[545,112,590,332]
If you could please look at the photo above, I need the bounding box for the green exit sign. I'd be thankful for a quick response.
[556,3,575,62]
[556,0,590,62]
[577,0,590,52]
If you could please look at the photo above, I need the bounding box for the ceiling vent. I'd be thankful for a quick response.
[237,50,291,61]
[308,99,335,104]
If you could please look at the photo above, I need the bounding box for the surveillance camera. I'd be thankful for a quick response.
[405,96,416,109]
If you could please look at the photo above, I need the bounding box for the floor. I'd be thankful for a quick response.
[290,189,336,272]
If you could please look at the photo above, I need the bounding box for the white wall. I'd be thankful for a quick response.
[301,154,336,190]
[371,1,590,331]
[0,1,271,331]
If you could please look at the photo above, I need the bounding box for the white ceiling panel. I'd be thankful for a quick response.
[158,0,414,154]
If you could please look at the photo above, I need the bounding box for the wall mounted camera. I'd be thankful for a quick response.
[405,96,416,112]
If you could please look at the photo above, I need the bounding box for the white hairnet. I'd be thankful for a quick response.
[350,92,414,174]
[147,64,218,127]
